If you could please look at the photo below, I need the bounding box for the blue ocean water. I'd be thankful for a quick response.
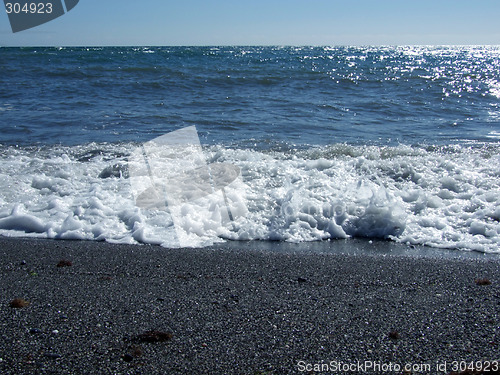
[1,46,500,147]
[1,46,499,252]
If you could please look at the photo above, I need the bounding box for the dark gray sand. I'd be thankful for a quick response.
[0,237,499,374]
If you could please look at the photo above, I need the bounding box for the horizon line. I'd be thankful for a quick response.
[2,44,500,48]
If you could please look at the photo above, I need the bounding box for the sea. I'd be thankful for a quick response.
[0,46,499,253]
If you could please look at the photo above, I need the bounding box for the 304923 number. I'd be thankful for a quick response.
[5,2,53,14]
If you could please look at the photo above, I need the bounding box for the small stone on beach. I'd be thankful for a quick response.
[43,353,61,359]
[122,354,134,362]
[9,298,29,308]
[475,278,492,285]
[57,259,72,267]
[134,330,173,343]
[388,331,400,340]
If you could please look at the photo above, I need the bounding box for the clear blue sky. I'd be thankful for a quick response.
[1,0,499,46]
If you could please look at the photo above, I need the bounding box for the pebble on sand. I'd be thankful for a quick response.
[9,298,29,308]
[57,259,73,267]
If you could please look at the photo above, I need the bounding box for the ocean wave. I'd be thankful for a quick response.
[0,142,498,253]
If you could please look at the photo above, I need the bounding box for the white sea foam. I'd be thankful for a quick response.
[0,143,499,253]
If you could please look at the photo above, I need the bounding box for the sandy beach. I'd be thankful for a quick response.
[0,236,499,374]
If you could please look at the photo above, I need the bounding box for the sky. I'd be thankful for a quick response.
[1,0,500,46]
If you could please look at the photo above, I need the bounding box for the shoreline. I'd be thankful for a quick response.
[1,236,499,374]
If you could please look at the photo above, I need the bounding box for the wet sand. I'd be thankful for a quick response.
[0,236,499,374]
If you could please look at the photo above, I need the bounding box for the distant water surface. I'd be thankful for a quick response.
[1,46,500,146]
